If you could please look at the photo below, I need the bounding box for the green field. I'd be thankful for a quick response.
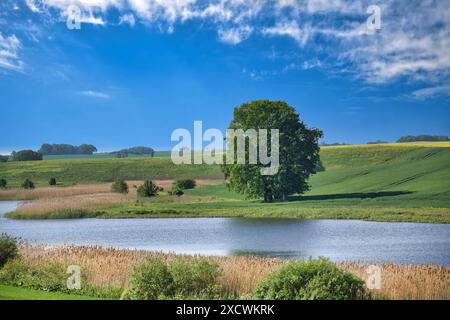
[0,285,99,300]
[2,143,450,223]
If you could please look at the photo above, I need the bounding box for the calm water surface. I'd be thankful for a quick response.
[1,201,449,265]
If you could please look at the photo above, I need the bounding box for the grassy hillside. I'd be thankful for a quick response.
[2,142,450,222]
[0,157,222,187]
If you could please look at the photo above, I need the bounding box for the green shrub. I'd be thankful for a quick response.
[128,256,173,299]
[0,178,7,189]
[0,259,67,292]
[49,177,57,186]
[111,179,129,194]
[169,258,222,297]
[0,234,18,268]
[254,257,367,300]
[126,256,223,300]
[174,179,196,190]
[137,180,161,197]
[21,179,35,189]
[0,258,122,298]
[169,185,184,196]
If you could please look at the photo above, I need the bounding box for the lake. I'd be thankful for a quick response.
[1,201,449,265]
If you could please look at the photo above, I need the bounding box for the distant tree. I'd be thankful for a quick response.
[111,147,155,157]
[21,179,35,189]
[137,180,162,197]
[38,143,97,155]
[222,100,323,202]
[11,150,43,161]
[111,179,129,194]
[49,178,57,186]
[397,135,450,143]
[367,140,389,144]
[174,179,196,190]
[319,142,349,146]
[0,155,8,162]
[116,151,129,158]
[0,179,7,189]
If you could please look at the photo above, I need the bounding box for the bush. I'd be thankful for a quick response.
[254,258,367,300]
[49,177,57,186]
[127,256,173,300]
[168,185,184,196]
[126,256,223,300]
[0,178,7,189]
[21,179,35,189]
[137,180,162,197]
[0,259,67,292]
[169,258,221,297]
[0,234,18,268]
[0,258,122,298]
[111,179,129,194]
[174,179,196,190]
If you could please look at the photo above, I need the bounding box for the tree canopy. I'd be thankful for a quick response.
[222,100,323,202]
[397,135,449,142]
[11,150,43,161]
[38,144,97,155]
[111,146,155,157]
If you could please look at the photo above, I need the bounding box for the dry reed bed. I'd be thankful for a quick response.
[4,179,219,215]
[18,245,450,299]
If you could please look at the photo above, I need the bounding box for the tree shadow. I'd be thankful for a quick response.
[288,191,413,202]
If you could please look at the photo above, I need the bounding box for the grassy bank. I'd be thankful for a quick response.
[0,285,100,300]
[1,245,448,300]
[2,143,450,223]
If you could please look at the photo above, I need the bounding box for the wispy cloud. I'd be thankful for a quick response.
[218,25,253,44]
[411,85,450,100]
[0,32,24,72]
[81,90,110,98]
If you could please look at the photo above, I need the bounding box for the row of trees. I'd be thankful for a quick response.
[397,135,449,142]
[0,178,58,189]
[38,143,98,155]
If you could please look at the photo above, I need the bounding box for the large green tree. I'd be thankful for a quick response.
[222,100,323,202]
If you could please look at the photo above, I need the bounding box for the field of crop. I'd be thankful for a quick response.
[1,143,450,222]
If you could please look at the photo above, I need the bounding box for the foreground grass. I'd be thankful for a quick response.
[2,245,448,300]
[0,284,99,300]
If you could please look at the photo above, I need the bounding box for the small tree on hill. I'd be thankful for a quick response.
[49,177,57,186]
[137,180,162,197]
[111,179,129,194]
[0,179,7,189]
[21,179,35,189]
[174,179,196,190]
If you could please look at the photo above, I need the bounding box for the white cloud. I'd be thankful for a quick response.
[0,32,24,72]
[218,25,253,44]
[119,13,135,26]
[81,90,110,98]
[26,0,41,12]
[263,20,310,46]
[411,85,450,100]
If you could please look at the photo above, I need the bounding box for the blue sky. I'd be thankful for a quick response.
[0,0,449,153]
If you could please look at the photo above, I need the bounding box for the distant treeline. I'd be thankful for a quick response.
[397,135,449,143]
[38,144,98,155]
[319,142,349,146]
[111,146,155,158]
[367,140,388,144]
